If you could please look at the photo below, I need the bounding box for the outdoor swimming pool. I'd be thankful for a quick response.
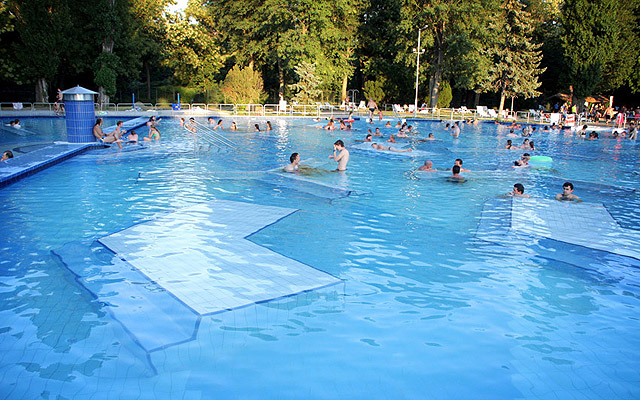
[1,116,639,399]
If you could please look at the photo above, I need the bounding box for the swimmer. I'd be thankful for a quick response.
[453,158,470,172]
[103,120,127,149]
[417,160,437,171]
[371,143,413,152]
[340,120,347,130]
[266,121,273,131]
[284,152,300,172]
[521,139,530,149]
[447,165,466,183]
[451,122,461,137]
[143,126,161,142]
[513,153,531,167]
[576,124,588,137]
[93,118,105,140]
[127,130,139,143]
[207,117,214,125]
[255,124,261,132]
[364,134,373,142]
[529,140,535,150]
[444,123,450,131]
[179,117,185,127]
[329,139,349,171]
[374,128,382,136]
[215,119,224,130]
[555,182,581,202]
[384,121,392,128]
[387,135,396,143]
[504,139,515,149]
[324,119,335,130]
[509,183,530,198]
[1,150,13,161]
[588,131,598,140]
[507,129,518,138]
[394,121,402,128]
[230,121,238,131]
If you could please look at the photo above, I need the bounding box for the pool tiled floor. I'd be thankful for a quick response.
[99,199,341,315]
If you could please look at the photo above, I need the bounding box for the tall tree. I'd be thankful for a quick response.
[562,0,638,111]
[482,0,545,114]
[398,0,491,108]
[7,0,72,102]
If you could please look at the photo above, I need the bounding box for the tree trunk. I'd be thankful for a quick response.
[498,91,506,118]
[99,87,109,106]
[474,92,480,107]
[35,78,48,103]
[146,62,151,100]
[277,58,284,98]
[98,37,114,105]
[341,75,348,104]
[428,48,443,108]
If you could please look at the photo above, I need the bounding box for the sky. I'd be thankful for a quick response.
[166,0,188,13]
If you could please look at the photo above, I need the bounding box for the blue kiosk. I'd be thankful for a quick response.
[62,86,98,143]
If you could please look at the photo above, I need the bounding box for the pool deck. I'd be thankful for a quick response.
[0,116,150,188]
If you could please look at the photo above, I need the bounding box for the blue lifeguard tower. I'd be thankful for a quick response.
[62,86,98,143]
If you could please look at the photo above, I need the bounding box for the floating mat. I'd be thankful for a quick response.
[99,199,342,315]
[476,197,640,261]
[261,172,357,199]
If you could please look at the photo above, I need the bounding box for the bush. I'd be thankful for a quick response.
[363,78,387,103]
[221,65,264,104]
[437,81,452,108]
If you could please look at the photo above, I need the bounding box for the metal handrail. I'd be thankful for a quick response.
[190,120,237,149]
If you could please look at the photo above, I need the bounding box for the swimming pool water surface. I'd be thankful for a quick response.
[1,117,639,399]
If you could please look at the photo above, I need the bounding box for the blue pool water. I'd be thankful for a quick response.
[1,117,640,399]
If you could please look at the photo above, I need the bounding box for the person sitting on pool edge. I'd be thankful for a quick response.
[371,143,413,152]
[509,183,530,198]
[416,160,436,171]
[555,182,581,202]
[447,165,466,183]
[329,140,349,171]
[284,152,300,172]
[1,150,13,161]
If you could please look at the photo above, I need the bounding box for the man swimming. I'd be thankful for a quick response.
[371,143,413,152]
[513,153,531,167]
[447,165,466,183]
[453,158,470,172]
[417,160,436,171]
[329,140,349,171]
[284,152,300,172]
[509,183,530,198]
[555,182,581,202]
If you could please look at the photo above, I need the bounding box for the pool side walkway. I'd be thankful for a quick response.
[0,116,149,188]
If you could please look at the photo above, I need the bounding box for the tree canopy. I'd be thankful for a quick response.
[0,0,637,108]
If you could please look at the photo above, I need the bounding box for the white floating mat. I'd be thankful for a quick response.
[99,199,341,315]
[350,141,434,157]
[510,197,640,260]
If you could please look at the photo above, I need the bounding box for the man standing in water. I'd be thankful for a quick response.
[329,140,349,171]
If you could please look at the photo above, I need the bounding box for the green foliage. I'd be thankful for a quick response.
[93,53,120,97]
[561,0,637,98]
[437,81,452,108]
[291,62,323,104]
[363,78,387,103]
[221,65,264,104]
[481,0,545,110]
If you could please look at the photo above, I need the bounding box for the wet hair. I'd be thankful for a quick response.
[117,120,123,126]
[523,153,530,157]
[207,117,214,121]
[217,119,223,125]
[3,150,13,159]
[255,124,260,131]
[130,130,136,135]
[452,165,461,174]
[290,152,299,163]
[563,182,574,190]
[334,140,344,147]
[455,158,463,165]
[95,118,103,125]
[366,134,372,139]
[428,133,434,137]
[507,140,512,144]
[514,183,525,194]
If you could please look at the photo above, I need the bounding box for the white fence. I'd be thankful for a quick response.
[0,101,557,123]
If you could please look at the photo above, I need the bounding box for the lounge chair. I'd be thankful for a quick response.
[476,106,490,118]
[358,100,366,110]
[408,104,415,114]
[487,108,498,118]
[392,104,403,116]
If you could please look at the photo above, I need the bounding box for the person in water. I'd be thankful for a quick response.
[371,143,412,152]
[329,140,349,171]
[447,165,466,183]
[555,182,581,202]
[284,152,300,172]
[509,183,530,198]
[417,160,436,171]
[1,150,13,161]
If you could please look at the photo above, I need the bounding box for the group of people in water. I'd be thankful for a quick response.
[93,116,161,148]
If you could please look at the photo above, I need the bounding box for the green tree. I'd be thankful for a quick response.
[398,0,494,108]
[482,0,545,114]
[562,0,638,110]
[221,65,264,104]
[436,80,452,108]
[291,62,322,104]
[363,77,387,103]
